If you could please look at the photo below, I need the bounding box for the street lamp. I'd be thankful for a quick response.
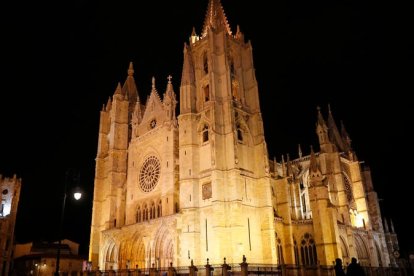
[54,170,82,276]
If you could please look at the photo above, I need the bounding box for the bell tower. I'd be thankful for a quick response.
[178,0,276,265]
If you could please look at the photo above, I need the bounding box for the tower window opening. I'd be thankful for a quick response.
[203,52,209,74]
[237,127,243,142]
[202,125,209,143]
[204,85,210,102]
[302,195,307,213]
[230,59,235,77]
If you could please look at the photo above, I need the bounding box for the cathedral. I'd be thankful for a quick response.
[88,0,399,270]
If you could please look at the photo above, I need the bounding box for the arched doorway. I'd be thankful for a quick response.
[153,227,175,268]
[354,234,370,266]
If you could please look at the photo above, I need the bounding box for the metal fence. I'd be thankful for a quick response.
[78,263,414,276]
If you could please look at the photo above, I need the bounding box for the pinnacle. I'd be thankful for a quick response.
[201,0,232,37]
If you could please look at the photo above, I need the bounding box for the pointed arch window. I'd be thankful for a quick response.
[203,52,209,74]
[202,125,209,143]
[300,233,317,266]
[302,195,307,213]
[230,59,235,77]
[204,85,210,102]
[150,201,156,219]
[293,240,300,266]
[143,203,148,221]
[275,232,284,265]
[237,126,243,142]
[157,200,162,217]
[136,206,142,223]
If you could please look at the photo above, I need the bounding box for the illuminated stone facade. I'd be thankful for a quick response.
[89,0,399,270]
[0,174,21,275]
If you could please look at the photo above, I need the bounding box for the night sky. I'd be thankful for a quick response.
[1,0,412,257]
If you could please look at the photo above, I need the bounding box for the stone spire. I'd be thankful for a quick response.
[163,75,177,121]
[190,27,200,44]
[105,97,112,112]
[201,0,232,37]
[131,100,143,136]
[122,61,139,106]
[113,82,123,101]
[286,154,294,179]
[235,25,244,41]
[181,44,195,86]
[327,104,345,151]
[316,106,334,153]
[309,145,324,189]
[298,144,303,159]
[151,77,157,93]
[166,75,174,92]
[273,156,278,177]
[316,106,327,129]
[340,120,352,151]
[309,146,319,174]
[383,217,389,233]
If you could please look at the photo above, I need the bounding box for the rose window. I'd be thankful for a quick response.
[139,156,161,192]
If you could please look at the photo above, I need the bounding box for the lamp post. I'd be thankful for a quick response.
[54,170,82,276]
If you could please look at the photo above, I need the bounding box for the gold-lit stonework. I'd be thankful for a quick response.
[88,0,399,270]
